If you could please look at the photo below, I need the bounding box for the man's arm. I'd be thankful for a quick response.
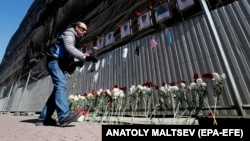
[62,30,88,60]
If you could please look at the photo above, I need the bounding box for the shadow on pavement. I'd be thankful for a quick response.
[19,119,37,124]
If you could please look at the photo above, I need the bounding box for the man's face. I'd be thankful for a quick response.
[75,23,87,37]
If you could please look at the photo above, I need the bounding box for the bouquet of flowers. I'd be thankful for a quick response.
[68,94,87,112]
[128,81,155,124]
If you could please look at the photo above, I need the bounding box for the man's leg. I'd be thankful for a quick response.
[49,60,81,127]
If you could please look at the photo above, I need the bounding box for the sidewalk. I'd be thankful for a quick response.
[0,113,102,141]
[0,113,199,141]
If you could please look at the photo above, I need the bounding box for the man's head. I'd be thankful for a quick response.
[74,22,87,37]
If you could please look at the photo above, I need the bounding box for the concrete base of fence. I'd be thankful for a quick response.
[0,112,11,115]
[1,111,36,116]
[197,116,250,125]
[82,116,199,125]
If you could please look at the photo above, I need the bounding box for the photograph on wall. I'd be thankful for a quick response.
[97,36,104,49]
[138,11,152,30]
[121,20,132,39]
[105,31,114,46]
[86,41,93,53]
[155,2,172,23]
[176,0,195,11]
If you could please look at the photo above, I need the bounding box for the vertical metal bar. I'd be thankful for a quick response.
[0,86,7,99]
[199,0,244,116]
[3,82,14,112]
[17,70,31,113]
[0,87,7,111]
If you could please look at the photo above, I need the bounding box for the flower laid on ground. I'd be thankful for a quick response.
[128,81,156,124]
[110,87,126,123]
[152,82,176,121]
[188,73,208,116]
[92,88,112,123]
[75,109,88,122]
[75,85,126,124]
[154,81,190,124]
[68,93,87,112]
[182,74,209,124]
[84,89,100,122]
[201,72,226,125]
[75,108,88,115]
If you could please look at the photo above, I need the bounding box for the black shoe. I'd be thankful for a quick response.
[60,113,81,127]
[35,118,58,126]
[35,120,44,126]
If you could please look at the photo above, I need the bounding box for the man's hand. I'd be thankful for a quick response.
[85,55,98,62]
[82,52,90,60]
[92,46,98,51]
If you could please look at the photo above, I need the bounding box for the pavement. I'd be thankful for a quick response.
[0,112,198,141]
[0,113,102,141]
[3,113,250,140]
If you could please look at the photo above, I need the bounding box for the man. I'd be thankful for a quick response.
[36,22,97,127]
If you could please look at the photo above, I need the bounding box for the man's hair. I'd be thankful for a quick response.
[72,22,85,27]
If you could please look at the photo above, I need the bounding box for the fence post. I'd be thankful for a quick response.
[3,82,14,113]
[0,86,7,99]
[16,70,31,113]
[199,0,244,116]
